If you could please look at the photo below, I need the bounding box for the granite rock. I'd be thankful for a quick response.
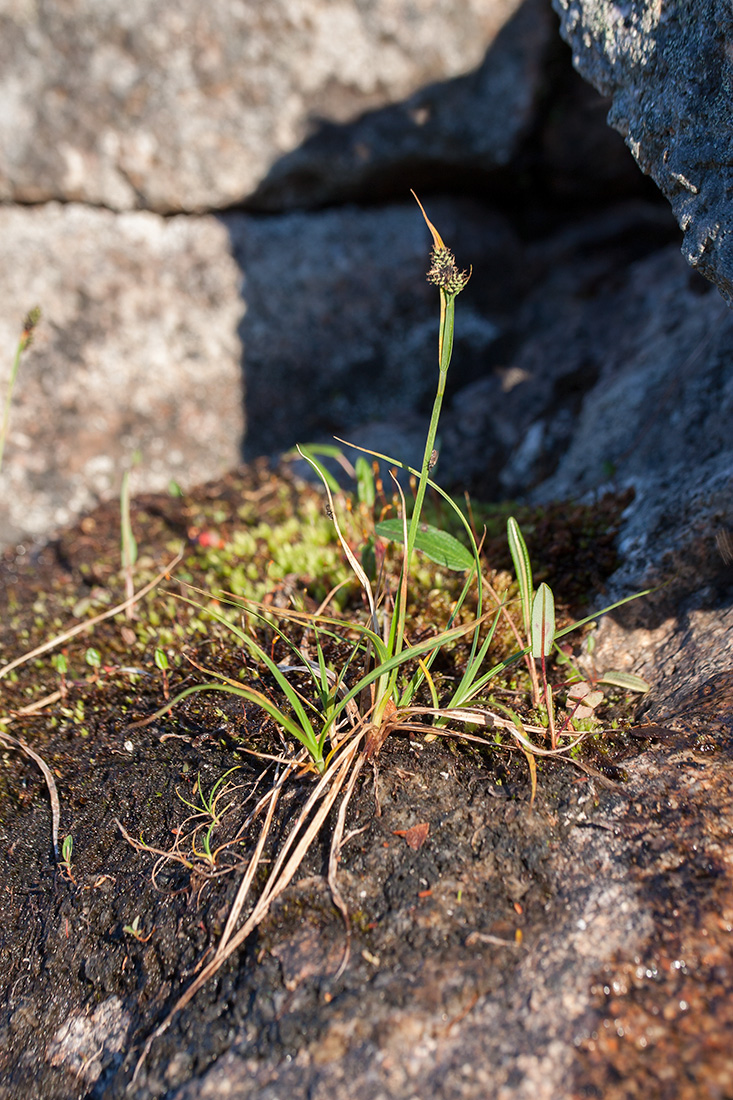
[0,0,548,213]
[0,203,244,548]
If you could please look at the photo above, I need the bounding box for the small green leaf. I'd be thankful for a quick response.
[154,648,169,671]
[599,671,650,693]
[376,519,474,571]
[355,455,375,509]
[84,647,101,668]
[52,653,68,675]
[507,517,533,638]
[531,582,555,658]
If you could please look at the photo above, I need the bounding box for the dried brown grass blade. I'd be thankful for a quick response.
[0,731,61,859]
[133,732,365,1082]
[0,549,183,681]
[328,752,367,979]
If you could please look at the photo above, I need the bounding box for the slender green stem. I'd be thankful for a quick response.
[392,291,455,661]
[0,310,40,474]
[406,292,454,565]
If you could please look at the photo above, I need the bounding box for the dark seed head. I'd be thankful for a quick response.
[427,247,469,296]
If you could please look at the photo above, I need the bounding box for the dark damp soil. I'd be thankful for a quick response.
[3,463,731,1100]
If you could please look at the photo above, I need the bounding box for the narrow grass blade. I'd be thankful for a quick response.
[131,681,323,767]
[554,587,656,640]
[507,517,533,639]
[199,607,320,741]
[200,586,390,666]
[447,605,503,709]
[297,445,379,635]
[293,445,343,493]
[417,657,439,710]
[333,610,492,724]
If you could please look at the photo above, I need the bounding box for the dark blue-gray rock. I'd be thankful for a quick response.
[519,218,733,710]
[552,0,733,302]
[229,198,520,462]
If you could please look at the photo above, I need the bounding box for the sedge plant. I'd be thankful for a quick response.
[133,196,651,1074]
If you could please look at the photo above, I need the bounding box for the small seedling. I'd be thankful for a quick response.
[0,307,40,474]
[120,469,139,619]
[175,767,241,869]
[51,652,69,699]
[123,915,154,942]
[154,647,170,699]
[84,647,102,682]
[59,834,74,881]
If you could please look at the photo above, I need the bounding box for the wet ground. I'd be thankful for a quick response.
[1,470,732,1099]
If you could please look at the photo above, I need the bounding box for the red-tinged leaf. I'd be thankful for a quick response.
[393,822,430,850]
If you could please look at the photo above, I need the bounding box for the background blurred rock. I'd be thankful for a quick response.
[0,204,243,547]
[233,198,519,460]
[0,0,654,552]
[0,0,546,213]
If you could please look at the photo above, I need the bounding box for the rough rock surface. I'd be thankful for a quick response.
[0,0,546,213]
[0,204,243,548]
[552,0,733,302]
[519,226,733,712]
[167,691,733,1100]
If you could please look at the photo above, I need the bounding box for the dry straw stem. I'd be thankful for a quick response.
[133,730,367,1081]
[0,550,183,864]
[0,549,183,682]
[0,729,61,859]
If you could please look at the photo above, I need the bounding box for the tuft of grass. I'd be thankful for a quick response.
[132,196,652,1077]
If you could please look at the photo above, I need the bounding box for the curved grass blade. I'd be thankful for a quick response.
[293,445,343,493]
[554,588,656,640]
[297,444,379,635]
[507,517,532,640]
[131,681,324,768]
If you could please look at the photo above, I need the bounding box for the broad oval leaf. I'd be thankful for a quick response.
[599,670,651,693]
[376,519,474,572]
[531,582,555,658]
